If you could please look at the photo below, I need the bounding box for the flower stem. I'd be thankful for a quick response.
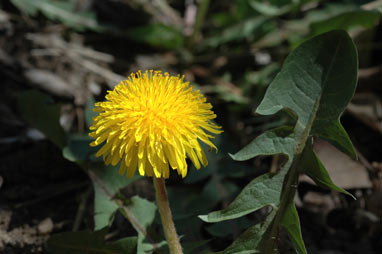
[153,177,183,254]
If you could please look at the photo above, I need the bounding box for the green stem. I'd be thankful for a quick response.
[264,94,320,253]
[153,177,183,254]
[263,154,302,254]
[189,0,210,46]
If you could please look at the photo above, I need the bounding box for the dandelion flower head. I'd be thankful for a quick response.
[89,70,222,178]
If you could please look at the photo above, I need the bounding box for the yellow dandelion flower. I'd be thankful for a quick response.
[89,70,222,178]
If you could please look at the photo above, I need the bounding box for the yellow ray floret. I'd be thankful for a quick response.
[89,70,223,178]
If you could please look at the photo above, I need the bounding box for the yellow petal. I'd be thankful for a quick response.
[88,70,222,178]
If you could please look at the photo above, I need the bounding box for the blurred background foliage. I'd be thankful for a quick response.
[1,0,381,253]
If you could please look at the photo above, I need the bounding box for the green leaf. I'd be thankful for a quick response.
[312,120,357,159]
[219,222,267,254]
[47,228,137,254]
[256,30,357,157]
[17,90,66,149]
[310,10,381,36]
[229,126,295,161]
[11,0,104,31]
[93,185,118,230]
[92,165,139,230]
[125,196,157,254]
[300,140,355,199]
[199,169,285,223]
[63,133,97,162]
[280,204,306,254]
[127,24,184,49]
[128,196,156,229]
